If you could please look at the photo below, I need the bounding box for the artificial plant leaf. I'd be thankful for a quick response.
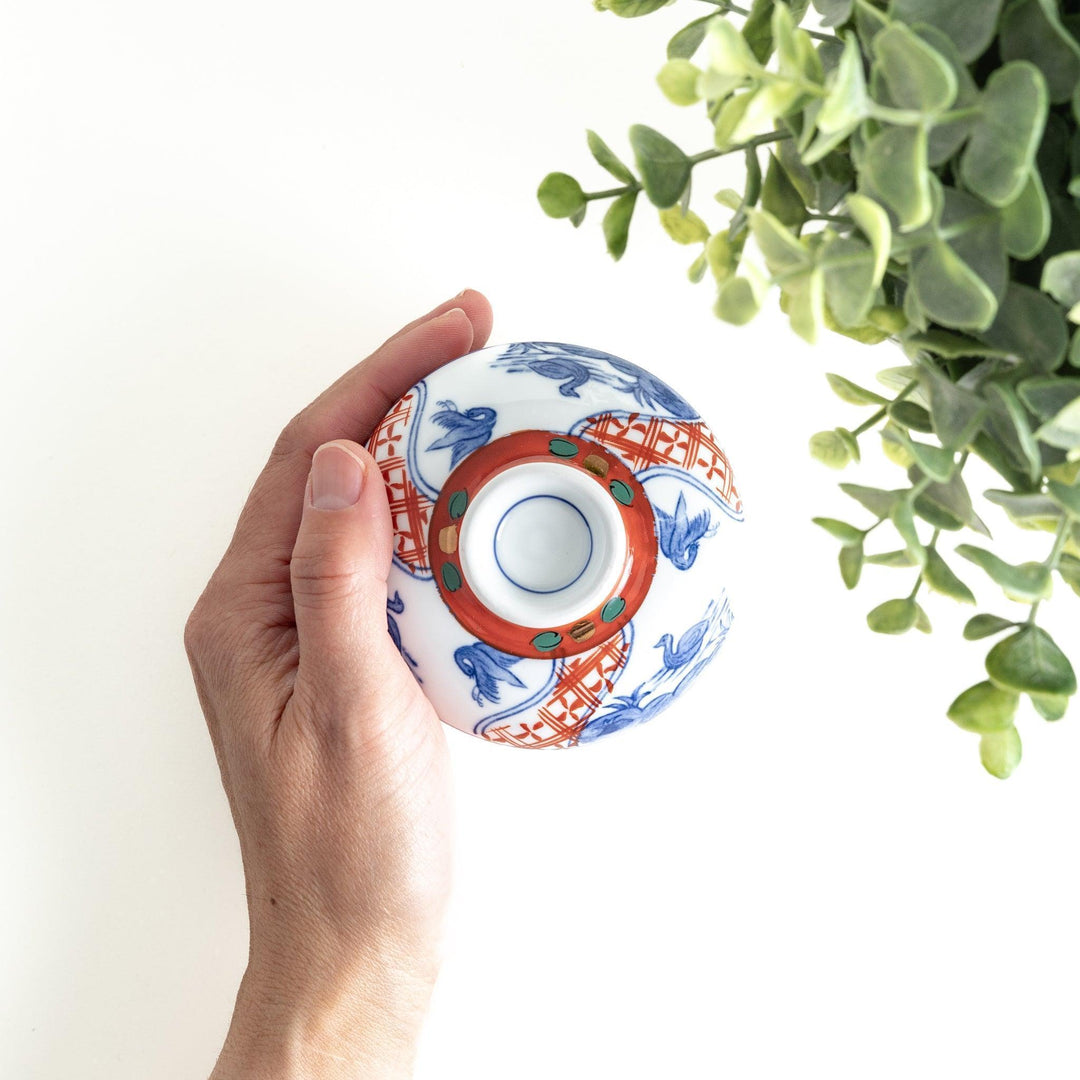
[786,266,828,344]
[629,125,691,209]
[855,0,889,46]
[714,275,763,324]
[813,0,854,26]
[667,15,713,60]
[923,547,976,603]
[863,125,932,230]
[923,367,989,450]
[983,489,1063,529]
[749,208,809,273]
[839,541,864,588]
[600,0,674,16]
[1017,377,1080,421]
[537,173,586,218]
[889,401,934,433]
[910,240,998,332]
[603,191,638,260]
[979,726,1022,779]
[742,0,779,63]
[1001,170,1051,259]
[659,205,710,244]
[809,429,855,468]
[841,483,902,518]
[986,383,1042,486]
[985,626,1077,695]
[706,230,741,282]
[1030,692,1069,721]
[657,59,702,106]
[1059,553,1080,597]
[587,130,636,185]
[866,548,918,567]
[804,32,869,165]
[845,193,891,288]
[1034,397,1080,450]
[761,153,808,229]
[1041,251,1080,322]
[826,372,886,406]
[891,495,926,565]
[947,680,1020,732]
[960,61,1049,207]
[964,614,1017,640]
[977,282,1068,372]
[904,330,1010,360]
[872,22,957,114]
[999,0,1080,104]
[888,0,1003,63]
[813,517,864,544]
[1048,478,1080,518]
[955,545,1053,602]
[822,235,876,327]
[688,251,708,282]
[914,469,989,534]
[705,14,764,81]
[867,597,918,633]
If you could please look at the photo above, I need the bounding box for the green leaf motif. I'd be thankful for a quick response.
[964,614,1017,640]
[955,544,1052,602]
[867,597,918,634]
[629,125,691,209]
[961,62,1049,207]
[538,173,586,219]
[979,726,1022,778]
[587,130,636,185]
[986,626,1077,695]
[948,680,1020,733]
[872,22,957,114]
[603,191,638,261]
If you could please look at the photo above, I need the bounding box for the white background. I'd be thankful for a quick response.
[3,2,1079,1077]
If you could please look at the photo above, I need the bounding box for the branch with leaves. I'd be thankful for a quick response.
[539,0,1080,777]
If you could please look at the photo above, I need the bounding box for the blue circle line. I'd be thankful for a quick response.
[492,494,593,595]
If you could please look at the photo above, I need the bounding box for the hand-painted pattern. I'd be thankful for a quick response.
[493,342,697,419]
[573,411,743,519]
[426,400,497,467]
[481,626,633,748]
[577,598,732,743]
[386,591,419,674]
[366,387,435,577]
[454,642,526,706]
[655,492,718,570]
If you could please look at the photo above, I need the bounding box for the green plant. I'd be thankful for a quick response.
[538,0,1080,777]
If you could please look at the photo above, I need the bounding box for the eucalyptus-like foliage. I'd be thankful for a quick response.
[540,0,1080,778]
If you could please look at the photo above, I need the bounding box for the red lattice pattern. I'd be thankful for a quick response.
[366,390,433,575]
[482,630,631,749]
[579,413,742,513]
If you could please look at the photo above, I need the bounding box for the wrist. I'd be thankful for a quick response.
[211,958,436,1080]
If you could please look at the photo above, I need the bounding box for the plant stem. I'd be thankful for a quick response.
[851,380,919,438]
[1028,516,1073,624]
[584,186,637,202]
[688,130,791,164]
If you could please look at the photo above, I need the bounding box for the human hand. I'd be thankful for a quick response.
[183,290,493,1079]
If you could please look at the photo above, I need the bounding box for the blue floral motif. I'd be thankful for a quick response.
[492,342,698,418]
[455,642,526,706]
[426,399,497,466]
[577,598,732,743]
[654,492,718,571]
[386,591,419,674]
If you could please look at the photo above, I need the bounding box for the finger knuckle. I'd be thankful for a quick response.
[289,551,363,606]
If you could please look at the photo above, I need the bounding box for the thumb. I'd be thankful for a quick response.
[290,439,402,712]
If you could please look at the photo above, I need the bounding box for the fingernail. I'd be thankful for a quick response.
[455,287,469,298]
[310,444,365,510]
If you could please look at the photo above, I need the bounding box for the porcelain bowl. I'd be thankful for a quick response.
[366,341,744,748]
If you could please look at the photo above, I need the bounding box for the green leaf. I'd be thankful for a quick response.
[814,0,854,27]
[983,489,1063,529]
[863,125,932,231]
[658,205,710,244]
[687,251,708,283]
[999,0,1080,104]
[923,368,988,450]
[964,614,1017,640]
[761,153,808,229]
[706,230,741,283]
[1048,478,1080,518]
[910,240,998,332]
[986,383,1042,486]
[948,680,1020,733]
[955,545,1053,602]
[587,130,636,185]
[538,173,586,219]
[977,282,1068,372]
[845,193,891,289]
[914,602,932,633]
[839,540,864,588]
[785,266,828,344]
[602,191,638,261]
[1031,691,1069,721]
[872,22,957,114]
[809,429,854,468]
[923,547,976,603]
[667,15,713,60]
[840,483,901,518]
[1001,170,1051,259]
[599,0,673,15]
[867,597,918,634]
[749,208,810,273]
[714,274,763,325]
[1059,553,1080,597]
[704,15,763,82]
[1034,397,1080,450]
[805,32,869,165]
[1041,251,1080,322]
[822,235,877,327]
[906,437,956,483]
[888,0,1003,64]
[813,516,865,544]
[986,625,1077,695]
[1021,377,1080,421]
[826,372,886,406]
[904,330,1009,360]
[913,468,989,534]
[979,726,1022,778]
[891,495,926,566]
[657,59,702,106]
[742,0,778,63]
[889,401,934,433]
[629,125,691,209]
[866,548,918,567]
[960,62,1049,207]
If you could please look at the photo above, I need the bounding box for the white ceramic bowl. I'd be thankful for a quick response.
[367,341,744,747]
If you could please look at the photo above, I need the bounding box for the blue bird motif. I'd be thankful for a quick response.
[654,617,709,671]
[654,492,718,571]
[454,642,526,706]
[606,358,698,419]
[386,591,419,672]
[577,685,676,743]
[426,400,497,466]
[500,355,594,398]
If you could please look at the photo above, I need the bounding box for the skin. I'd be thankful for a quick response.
[183,290,494,1079]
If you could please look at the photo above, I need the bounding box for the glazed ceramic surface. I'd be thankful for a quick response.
[367,342,744,748]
